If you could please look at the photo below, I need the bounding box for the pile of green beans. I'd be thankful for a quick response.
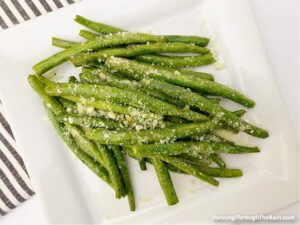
[28,15,269,211]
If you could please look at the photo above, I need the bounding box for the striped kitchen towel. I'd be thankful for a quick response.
[0,0,80,215]
[0,0,79,30]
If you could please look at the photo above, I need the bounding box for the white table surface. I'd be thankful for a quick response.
[0,0,299,224]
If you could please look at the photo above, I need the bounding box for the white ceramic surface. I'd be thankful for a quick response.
[0,0,298,224]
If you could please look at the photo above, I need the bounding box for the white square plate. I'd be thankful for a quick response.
[0,0,298,224]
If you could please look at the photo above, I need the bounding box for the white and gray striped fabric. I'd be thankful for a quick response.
[0,0,80,215]
[0,0,79,30]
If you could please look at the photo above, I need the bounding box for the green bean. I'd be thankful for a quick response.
[105,57,214,81]
[56,113,122,130]
[193,133,234,145]
[138,159,147,171]
[165,163,186,174]
[179,154,211,167]
[33,33,165,75]
[85,121,217,145]
[66,122,123,197]
[135,53,215,69]
[194,166,242,178]
[164,116,188,125]
[132,142,260,157]
[79,30,99,40]
[28,75,63,115]
[139,78,268,138]
[59,97,109,118]
[80,68,187,107]
[163,35,209,47]
[209,154,226,169]
[75,15,125,34]
[150,158,179,205]
[64,123,105,165]
[160,156,219,186]
[45,83,208,122]
[46,107,111,186]
[68,76,78,83]
[231,109,246,117]
[74,16,209,46]
[52,37,79,49]
[207,98,221,104]
[105,57,255,107]
[61,95,162,123]
[71,42,210,66]
[96,143,125,199]
[110,146,135,211]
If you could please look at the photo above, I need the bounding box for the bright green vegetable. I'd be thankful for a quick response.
[68,76,78,83]
[179,154,211,167]
[28,75,63,115]
[46,107,111,186]
[75,15,125,34]
[33,33,165,75]
[194,166,242,178]
[138,159,147,171]
[160,156,219,186]
[71,42,210,66]
[110,146,135,211]
[56,113,122,130]
[45,83,208,122]
[96,143,125,199]
[52,37,79,49]
[131,142,260,157]
[139,78,269,138]
[79,30,100,40]
[105,57,255,107]
[85,121,217,145]
[135,53,215,68]
[74,16,209,46]
[150,158,179,205]
[105,57,214,81]
[209,154,226,169]
[63,95,161,120]
[80,68,187,107]
[64,123,104,165]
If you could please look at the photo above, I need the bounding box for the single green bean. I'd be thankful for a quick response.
[74,16,209,46]
[85,121,217,145]
[75,15,125,34]
[33,32,165,75]
[105,57,214,81]
[110,146,135,211]
[96,143,125,199]
[150,158,179,205]
[79,30,100,40]
[139,78,268,138]
[135,53,215,68]
[61,95,162,124]
[28,75,63,115]
[209,154,226,169]
[45,83,208,122]
[71,42,210,66]
[195,166,242,178]
[56,113,122,130]
[179,154,211,167]
[160,156,219,186]
[105,57,255,107]
[52,37,80,49]
[132,142,260,157]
